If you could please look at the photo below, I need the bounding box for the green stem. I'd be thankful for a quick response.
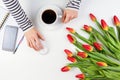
[95,21,104,34]
[91,52,120,66]
[74,32,92,45]
[117,27,120,41]
[100,66,120,72]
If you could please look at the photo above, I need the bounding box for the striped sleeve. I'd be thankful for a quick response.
[2,0,33,31]
[66,0,81,10]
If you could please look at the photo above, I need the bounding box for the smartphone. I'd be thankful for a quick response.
[2,25,18,52]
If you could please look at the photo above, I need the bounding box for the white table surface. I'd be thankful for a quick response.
[0,0,120,80]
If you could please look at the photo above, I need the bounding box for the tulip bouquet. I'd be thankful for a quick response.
[61,13,120,80]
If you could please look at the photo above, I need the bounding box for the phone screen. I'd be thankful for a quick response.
[2,25,18,52]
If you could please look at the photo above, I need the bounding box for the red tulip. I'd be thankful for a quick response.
[67,34,76,44]
[66,27,76,34]
[82,44,93,52]
[89,13,97,22]
[101,19,108,31]
[96,62,108,67]
[61,66,71,72]
[75,74,85,79]
[83,25,92,32]
[113,15,120,27]
[64,49,73,57]
[77,52,88,58]
[67,56,77,63]
[93,42,102,51]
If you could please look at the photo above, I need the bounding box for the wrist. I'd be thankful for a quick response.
[65,7,79,11]
[23,26,34,34]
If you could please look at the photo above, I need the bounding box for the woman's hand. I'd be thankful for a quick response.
[62,8,78,23]
[24,27,45,51]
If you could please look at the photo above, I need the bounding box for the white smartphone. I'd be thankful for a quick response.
[2,25,18,52]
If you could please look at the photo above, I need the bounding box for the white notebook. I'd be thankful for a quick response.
[0,6,9,29]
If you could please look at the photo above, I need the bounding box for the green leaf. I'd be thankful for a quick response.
[105,32,120,50]
[83,67,98,75]
[101,66,120,72]
[92,77,112,80]
[102,48,116,58]
[108,27,118,41]
[116,27,120,41]
[95,21,104,34]
[107,42,120,54]
[89,33,96,43]
[91,52,120,66]
[94,32,108,47]
[68,61,93,68]
[103,70,120,79]
[88,53,106,62]
[74,32,92,45]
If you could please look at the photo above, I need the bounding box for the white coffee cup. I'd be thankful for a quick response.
[36,5,62,30]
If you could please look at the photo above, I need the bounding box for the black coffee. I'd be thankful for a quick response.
[42,9,57,24]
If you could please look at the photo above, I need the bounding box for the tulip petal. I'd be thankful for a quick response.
[64,49,73,57]
[96,62,108,67]
[89,13,97,22]
[67,34,76,44]
[101,19,108,31]
[75,74,85,79]
[113,15,120,27]
[83,25,92,32]
[82,44,93,52]
[66,27,76,34]
[61,66,71,72]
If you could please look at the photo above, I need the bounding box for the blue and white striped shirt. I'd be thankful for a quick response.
[67,0,81,10]
[3,0,81,31]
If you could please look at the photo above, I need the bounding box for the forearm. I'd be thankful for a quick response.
[66,0,81,10]
[2,0,33,31]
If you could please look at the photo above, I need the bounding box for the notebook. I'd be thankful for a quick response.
[0,6,9,29]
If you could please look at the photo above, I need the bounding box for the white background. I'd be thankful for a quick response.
[0,0,120,80]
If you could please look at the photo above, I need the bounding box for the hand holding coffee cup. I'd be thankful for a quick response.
[62,8,78,23]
